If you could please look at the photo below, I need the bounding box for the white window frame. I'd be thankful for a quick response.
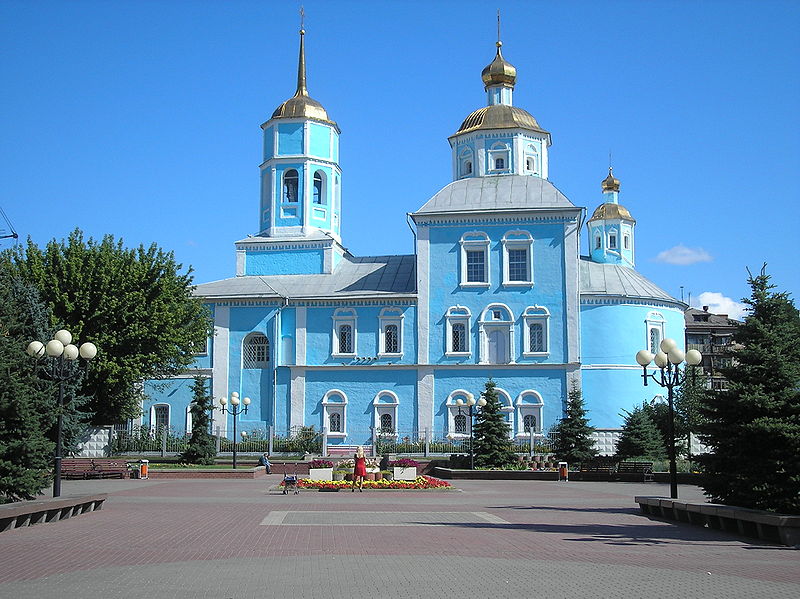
[516,391,544,437]
[242,332,270,369]
[322,389,348,437]
[459,231,490,287]
[459,147,474,178]
[478,303,515,365]
[522,306,550,356]
[332,308,357,357]
[608,227,619,251]
[445,306,472,356]
[446,389,473,438]
[645,312,666,355]
[185,404,193,436]
[150,403,170,433]
[501,230,534,286]
[378,307,404,356]
[283,169,299,203]
[488,142,510,173]
[373,390,399,436]
[623,233,630,250]
[312,169,326,205]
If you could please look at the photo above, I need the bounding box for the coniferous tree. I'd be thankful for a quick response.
[472,379,515,468]
[615,404,666,460]
[0,269,55,501]
[697,268,800,514]
[551,383,597,465]
[179,377,217,465]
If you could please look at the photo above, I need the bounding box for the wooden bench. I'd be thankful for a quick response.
[60,459,129,480]
[580,457,618,474]
[617,461,654,482]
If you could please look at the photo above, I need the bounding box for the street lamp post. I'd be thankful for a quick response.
[219,392,250,468]
[26,329,98,498]
[455,392,487,470]
[635,338,702,499]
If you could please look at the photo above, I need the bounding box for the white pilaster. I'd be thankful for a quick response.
[211,305,230,436]
[417,367,435,433]
[290,367,305,428]
[296,307,307,365]
[416,226,430,364]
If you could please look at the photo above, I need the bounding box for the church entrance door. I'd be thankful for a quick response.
[487,329,508,364]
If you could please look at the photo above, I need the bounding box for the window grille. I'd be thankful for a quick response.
[154,405,169,430]
[329,412,341,433]
[529,323,544,352]
[454,413,467,434]
[452,323,466,352]
[243,334,270,368]
[649,328,660,355]
[385,324,399,353]
[380,413,393,433]
[523,414,537,432]
[338,325,353,354]
[495,158,505,169]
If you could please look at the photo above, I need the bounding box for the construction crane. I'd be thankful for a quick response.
[0,206,18,244]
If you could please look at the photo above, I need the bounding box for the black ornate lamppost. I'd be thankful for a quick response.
[455,392,486,470]
[635,338,702,499]
[26,329,98,498]
[219,392,250,469]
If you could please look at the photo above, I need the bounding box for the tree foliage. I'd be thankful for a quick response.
[472,379,515,468]
[3,229,212,424]
[551,383,597,465]
[180,377,217,465]
[0,268,55,501]
[615,403,666,460]
[696,268,800,514]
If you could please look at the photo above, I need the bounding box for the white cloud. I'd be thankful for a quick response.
[655,244,713,265]
[692,292,748,320]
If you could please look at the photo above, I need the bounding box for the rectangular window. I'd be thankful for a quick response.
[609,234,617,249]
[529,323,544,352]
[338,325,353,354]
[466,250,485,283]
[385,324,399,353]
[508,249,528,282]
[452,323,466,352]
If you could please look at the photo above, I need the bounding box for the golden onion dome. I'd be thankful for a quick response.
[453,104,548,136]
[266,29,337,129]
[601,167,620,192]
[481,42,517,88]
[587,202,636,224]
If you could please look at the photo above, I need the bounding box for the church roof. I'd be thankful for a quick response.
[579,257,679,303]
[195,254,416,301]
[414,175,576,215]
[453,104,548,137]
[587,202,635,223]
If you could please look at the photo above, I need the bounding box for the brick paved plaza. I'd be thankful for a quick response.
[0,476,797,598]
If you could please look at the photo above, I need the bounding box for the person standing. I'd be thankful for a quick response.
[352,446,367,492]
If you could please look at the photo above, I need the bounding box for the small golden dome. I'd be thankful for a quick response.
[587,203,635,224]
[602,167,620,193]
[481,43,517,88]
[453,104,548,136]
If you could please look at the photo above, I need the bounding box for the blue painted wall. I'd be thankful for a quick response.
[277,123,303,155]
[244,248,324,276]
[309,123,331,158]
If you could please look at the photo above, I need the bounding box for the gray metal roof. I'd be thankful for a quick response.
[579,258,679,303]
[195,254,416,300]
[414,175,576,215]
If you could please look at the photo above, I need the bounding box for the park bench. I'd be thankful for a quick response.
[579,457,617,474]
[60,459,129,480]
[60,459,96,480]
[90,459,129,479]
[616,461,654,482]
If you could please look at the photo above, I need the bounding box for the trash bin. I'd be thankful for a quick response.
[558,461,568,482]
[139,459,149,480]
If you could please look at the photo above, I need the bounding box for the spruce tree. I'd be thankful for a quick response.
[179,377,217,465]
[615,404,666,460]
[551,383,597,465]
[0,269,55,501]
[696,268,800,514]
[472,379,515,468]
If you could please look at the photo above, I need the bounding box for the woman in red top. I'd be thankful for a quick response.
[352,446,367,492]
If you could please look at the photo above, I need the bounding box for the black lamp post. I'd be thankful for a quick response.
[219,392,250,469]
[26,329,98,498]
[455,392,486,470]
[635,338,702,499]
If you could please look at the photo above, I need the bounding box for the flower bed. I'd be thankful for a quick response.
[282,475,452,490]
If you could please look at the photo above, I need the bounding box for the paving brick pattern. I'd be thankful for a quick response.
[0,476,797,598]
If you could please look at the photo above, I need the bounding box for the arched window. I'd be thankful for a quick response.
[313,171,325,205]
[283,169,298,202]
[446,306,471,355]
[516,391,544,436]
[322,389,348,437]
[153,404,170,431]
[488,142,510,173]
[646,312,665,355]
[465,160,472,174]
[495,157,505,170]
[243,333,270,368]
[524,144,540,175]
[459,147,474,178]
[522,306,549,355]
[373,390,399,436]
[379,307,403,355]
[332,308,357,356]
[479,304,514,365]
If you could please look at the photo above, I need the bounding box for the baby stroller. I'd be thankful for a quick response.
[282,464,299,495]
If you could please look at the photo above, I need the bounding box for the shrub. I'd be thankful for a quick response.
[309,459,334,469]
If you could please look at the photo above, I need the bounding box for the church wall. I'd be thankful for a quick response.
[142,377,195,434]
[277,123,304,155]
[244,248,324,276]
[308,123,331,159]
[263,125,274,160]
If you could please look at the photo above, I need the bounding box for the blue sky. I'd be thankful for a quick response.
[1,0,798,320]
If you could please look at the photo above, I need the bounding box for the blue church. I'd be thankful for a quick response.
[143,29,685,454]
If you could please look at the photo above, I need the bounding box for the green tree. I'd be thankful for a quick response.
[551,383,597,465]
[0,269,55,501]
[179,377,217,465]
[4,229,212,424]
[697,268,800,514]
[472,379,515,468]
[615,403,666,460]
